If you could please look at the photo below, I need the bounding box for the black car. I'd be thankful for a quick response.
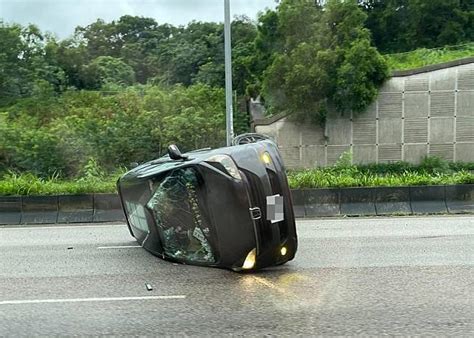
[117,135,297,271]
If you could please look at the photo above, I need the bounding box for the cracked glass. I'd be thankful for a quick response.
[147,167,215,264]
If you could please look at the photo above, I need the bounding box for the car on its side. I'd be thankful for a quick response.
[117,135,297,271]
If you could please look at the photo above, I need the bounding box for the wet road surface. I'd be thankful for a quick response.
[1,216,473,335]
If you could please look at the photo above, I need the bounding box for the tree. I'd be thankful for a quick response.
[81,56,136,89]
[0,22,66,106]
[249,9,284,93]
[263,0,389,124]
[407,0,471,48]
[363,0,474,53]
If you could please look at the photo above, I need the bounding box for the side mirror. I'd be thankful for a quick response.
[168,144,188,160]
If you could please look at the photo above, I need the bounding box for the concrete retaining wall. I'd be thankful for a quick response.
[254,59,474,168]
[0,185,473,224]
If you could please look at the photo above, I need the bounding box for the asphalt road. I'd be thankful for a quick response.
[1,216,473,336]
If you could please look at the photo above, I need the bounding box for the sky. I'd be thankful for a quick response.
[0,0,278,39]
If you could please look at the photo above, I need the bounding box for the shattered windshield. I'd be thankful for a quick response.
[147,167,215,264]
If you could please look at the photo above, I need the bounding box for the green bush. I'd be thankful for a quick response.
[288,168,474,189]
[0,158,126,196]
[419,156,450,174]
[287,155,474,189]
[1,159,473,195]
[0,171,122,196]
[262,0,389,124]
[0,84,248,179]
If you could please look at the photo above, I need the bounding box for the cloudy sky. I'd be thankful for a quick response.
[1,0,278,39]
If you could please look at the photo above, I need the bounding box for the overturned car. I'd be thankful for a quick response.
[117,135,297,271]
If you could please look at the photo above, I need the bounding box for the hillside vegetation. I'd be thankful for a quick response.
[386,43,474,71]
[0,0,473,189]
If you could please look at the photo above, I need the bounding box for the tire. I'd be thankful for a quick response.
[232,133,272,146]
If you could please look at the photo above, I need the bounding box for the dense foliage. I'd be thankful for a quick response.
[0,0,473,182]
[1,1,472,105]
[362,0,474,53]
[0,85,232,177]
[0,16,258,105]
[262,0,389,123]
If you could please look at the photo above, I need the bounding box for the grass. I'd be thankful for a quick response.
[287,157,474,189]
[1,158,473,195]
[287,168,474,189]
[0,171,122,196]
[385,42,474,71]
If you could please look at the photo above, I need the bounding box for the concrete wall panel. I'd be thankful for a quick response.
[278,146,301,169]
[326,118,351,145]
[405,76,429,91]
[362,102,377,119]
[430,117,454,143]
[254,61,474,168]
[379,144,402,163]
[327,145,350,165]
[379,118,402,144]
[458,65,474,90]
[455,143,474,162]
[405,92,429,118]
[380,78,404,92]
[404,144,428,164]
[429,144,454,161]
[255,125,277,140]
[276,122,300,147]
[352,118,376,144]
[457,91,474,117]
[430,92,455,117]
[456,117,474,142]
[378,93,403,119]
[431,68,456,91]
[302,145,326,168]
[301,124,325,145]
[404,118,428,143]
[353,145,377,164]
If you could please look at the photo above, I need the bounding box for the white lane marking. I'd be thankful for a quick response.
[97,245,141,249]
[0,224,126,230]
[0,295,186,306]
[296,214,474,223]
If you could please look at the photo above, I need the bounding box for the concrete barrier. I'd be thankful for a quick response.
[290,190,305,218]
[445,185,474,214]
[93,194,125,222]
[21,196,58,224]
[304,188,340,217]
[375,187,412,215]
[0,197,22,225]
[58,195,94,223]
[340,187,376,216]
[0,184,472,224]
[410,185,447,214]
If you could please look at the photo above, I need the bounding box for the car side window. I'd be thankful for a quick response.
[124,200,149,232]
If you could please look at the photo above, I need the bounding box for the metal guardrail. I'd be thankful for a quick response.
[0,184,473,225]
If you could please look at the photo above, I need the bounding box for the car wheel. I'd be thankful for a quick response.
[232,133,272,145]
